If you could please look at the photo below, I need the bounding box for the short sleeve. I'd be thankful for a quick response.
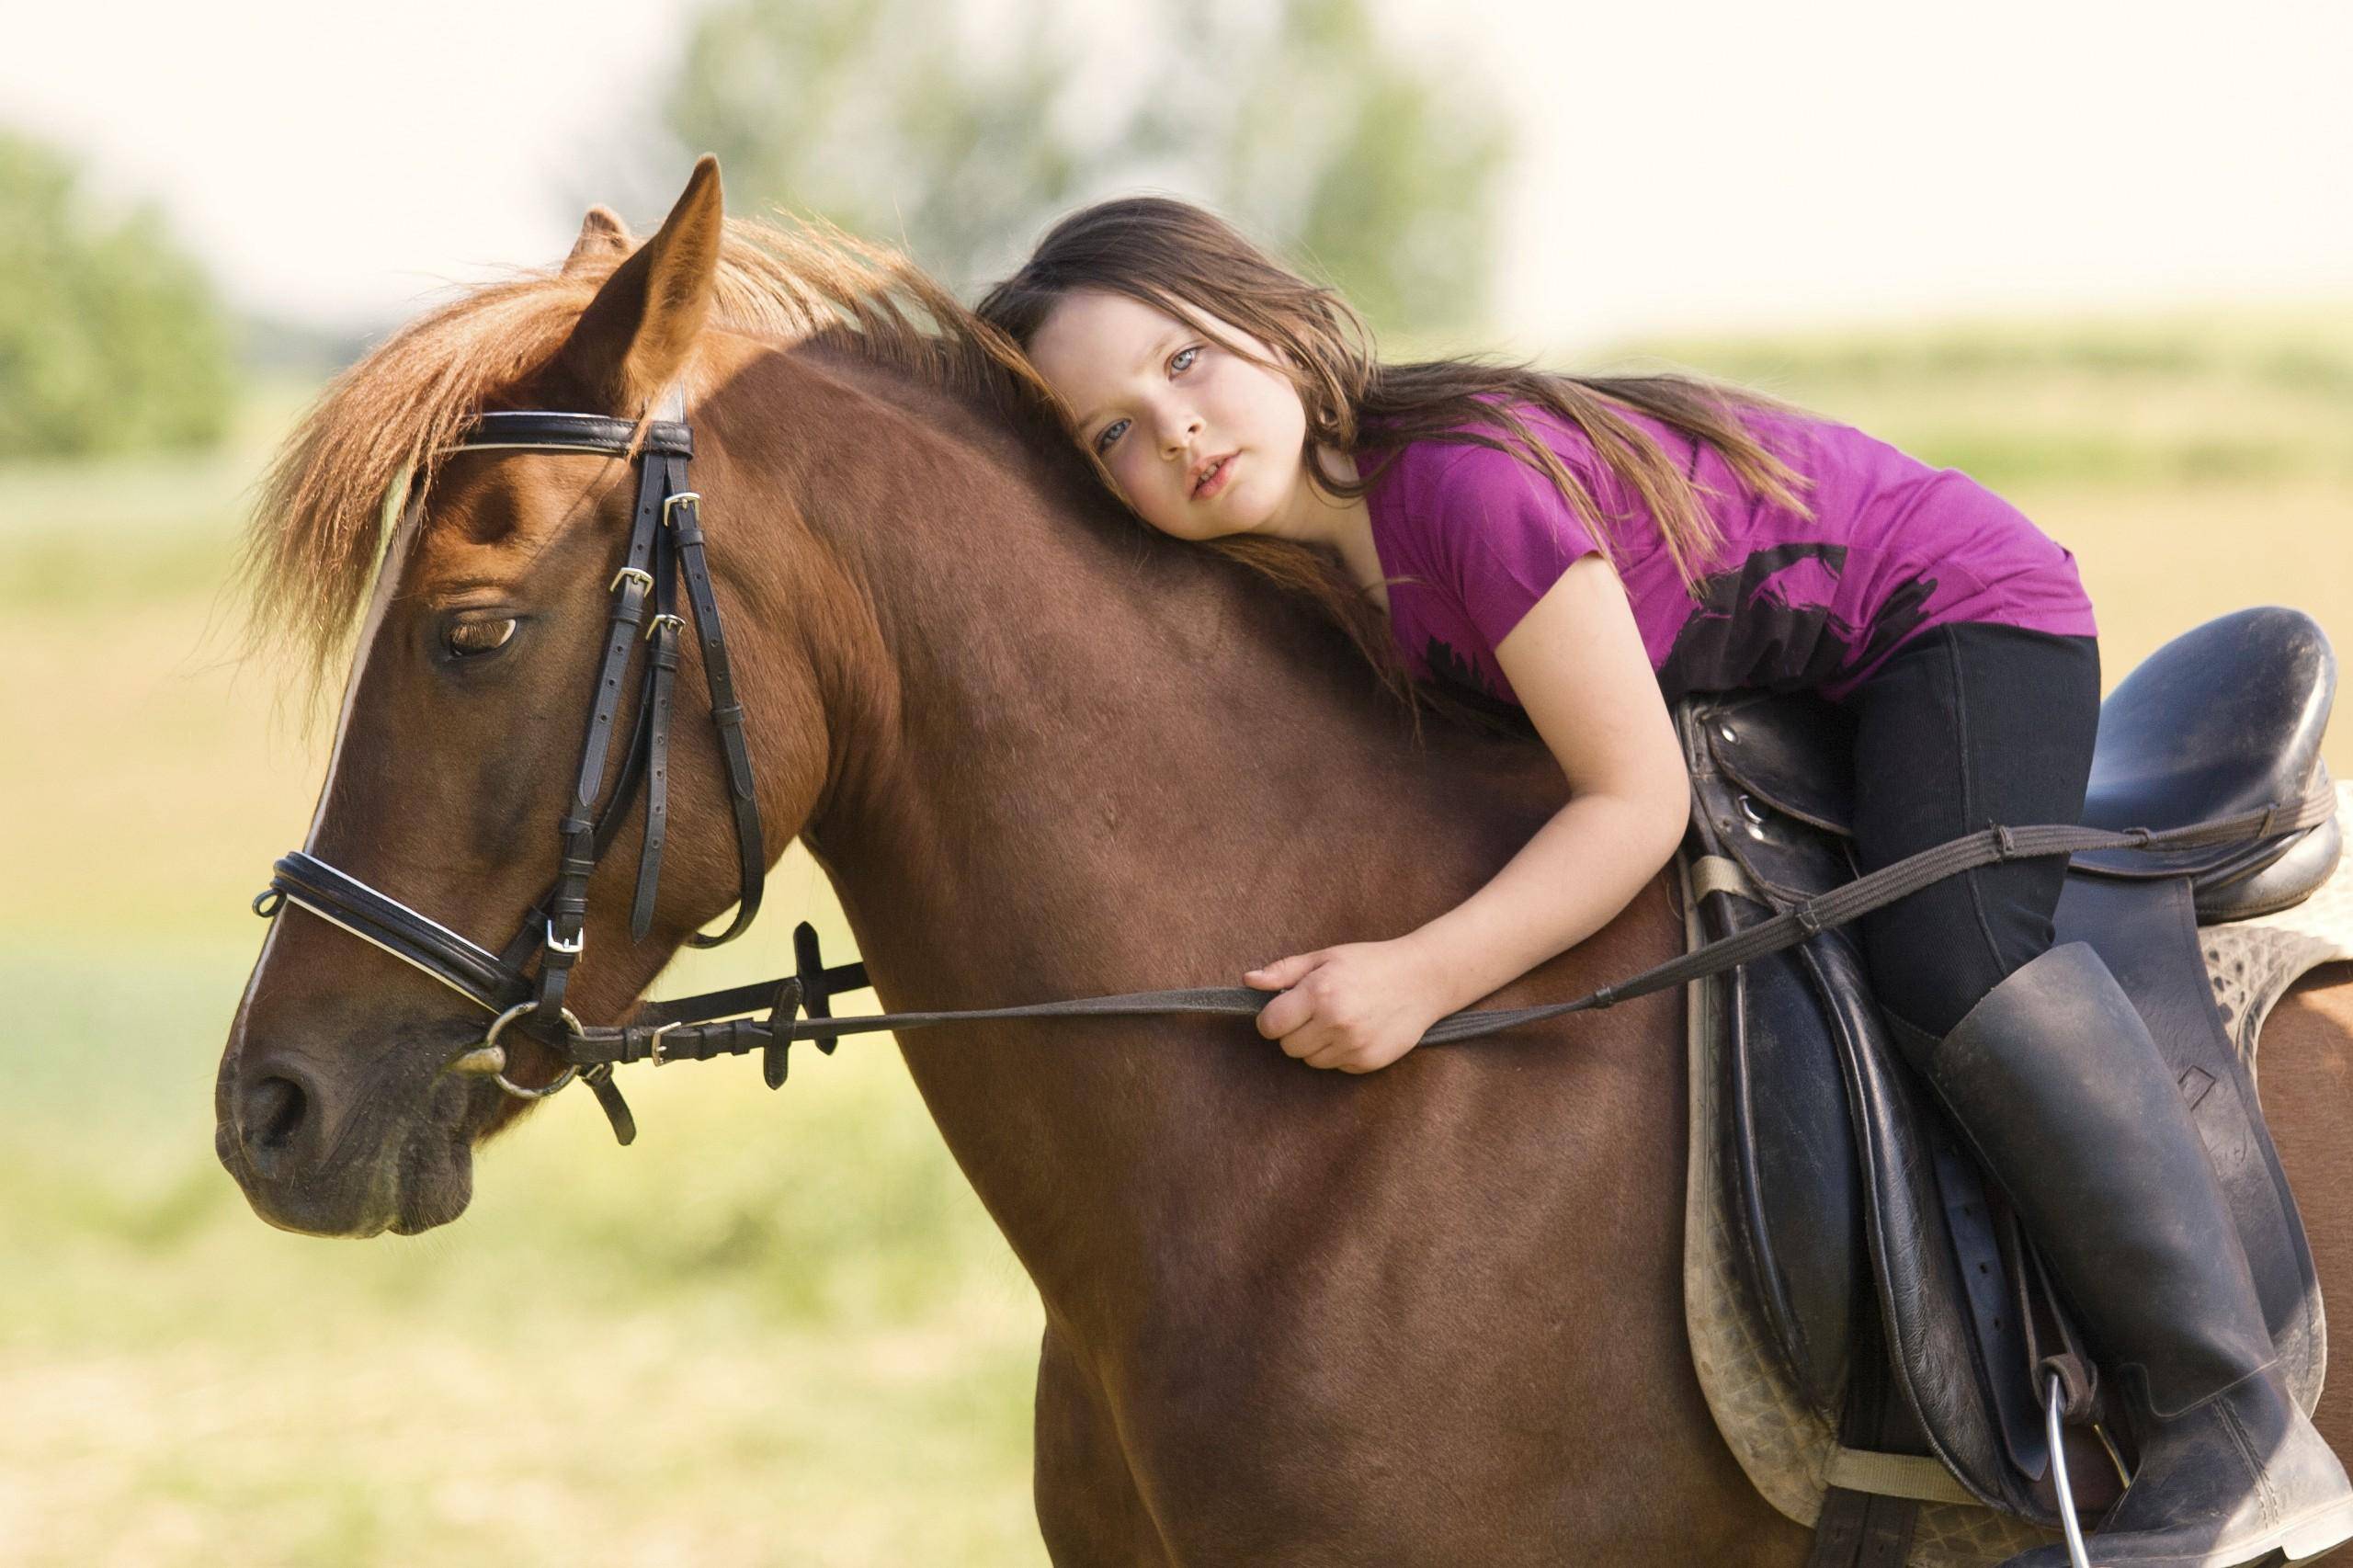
[1427,441,1605,652]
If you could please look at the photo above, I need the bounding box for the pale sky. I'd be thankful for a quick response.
[8,0,2348,351]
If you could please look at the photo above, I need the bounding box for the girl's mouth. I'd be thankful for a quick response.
[1194,454,1235,499]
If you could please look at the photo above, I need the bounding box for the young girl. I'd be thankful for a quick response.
[973,198,2353,1568]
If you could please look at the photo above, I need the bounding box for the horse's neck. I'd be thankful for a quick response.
[813,449,1431,994]
[709,358,1566,1310]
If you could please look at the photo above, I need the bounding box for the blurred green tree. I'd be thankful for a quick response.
[652,0,1514,338]
[0,128,235,458]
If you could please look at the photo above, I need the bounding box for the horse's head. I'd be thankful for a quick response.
[215,159,839,1236]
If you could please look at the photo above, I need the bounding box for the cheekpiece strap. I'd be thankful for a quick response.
[532,429,679,1027]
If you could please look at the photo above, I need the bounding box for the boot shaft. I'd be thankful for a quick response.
[1893,941,2277,1418]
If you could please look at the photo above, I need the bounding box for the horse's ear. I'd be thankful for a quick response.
[562,205,634,275]
[552,156,723,415]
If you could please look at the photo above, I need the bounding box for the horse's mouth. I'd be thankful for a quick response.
[226,1142,476,1239]
[215,1076,486,1239]
[386,1148,476,1234]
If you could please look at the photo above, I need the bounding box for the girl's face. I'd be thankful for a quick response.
[1026,287,1309,543]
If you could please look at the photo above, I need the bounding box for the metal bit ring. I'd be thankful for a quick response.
[460,1001,586,1100]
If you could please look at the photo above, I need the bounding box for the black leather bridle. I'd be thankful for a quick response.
[250,399,2341,1150]
[252,399,868,1144]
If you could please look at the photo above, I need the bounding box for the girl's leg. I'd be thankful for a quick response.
[1847,621,2098,1037]
[1841,621,2353,1567]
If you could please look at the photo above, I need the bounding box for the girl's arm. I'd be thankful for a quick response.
[1247,553,1689,1070]
[1403,552,1689,1014]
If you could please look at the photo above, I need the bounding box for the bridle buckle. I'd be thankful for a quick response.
[609,565,654,595]
[545,918,585,956]
[649,1020,682,1066]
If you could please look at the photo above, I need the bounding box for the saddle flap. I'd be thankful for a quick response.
[1681,698,2049,1519]
[1713,897,1861,1418]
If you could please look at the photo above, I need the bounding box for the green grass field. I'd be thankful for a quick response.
[5,301,2349,1564]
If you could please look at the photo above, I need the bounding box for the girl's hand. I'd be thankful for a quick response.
[1243,939,1453,1074]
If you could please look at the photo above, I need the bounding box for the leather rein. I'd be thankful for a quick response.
[251,401,2340,1146]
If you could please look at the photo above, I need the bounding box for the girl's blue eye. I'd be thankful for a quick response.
[1093,345,1200,453]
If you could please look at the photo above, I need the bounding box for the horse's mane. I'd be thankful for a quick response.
[237,212,1076,708]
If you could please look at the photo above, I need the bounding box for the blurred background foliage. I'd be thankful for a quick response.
[4,4,2352,1557]
[631,0,1510,331]
[0,128,237,458]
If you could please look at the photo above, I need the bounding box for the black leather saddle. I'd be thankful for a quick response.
[1676,606,2340,1538]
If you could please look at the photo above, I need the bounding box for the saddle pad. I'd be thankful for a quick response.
[2207,823,2353,1069]
[1683,780,2353,1566]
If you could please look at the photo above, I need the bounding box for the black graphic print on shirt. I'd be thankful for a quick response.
[1654,542,1935,702]
[1426,541,1938,711]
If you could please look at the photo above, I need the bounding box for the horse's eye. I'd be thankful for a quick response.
[445,619,517,657]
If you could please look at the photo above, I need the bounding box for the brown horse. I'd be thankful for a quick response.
[213,160,2353,1564]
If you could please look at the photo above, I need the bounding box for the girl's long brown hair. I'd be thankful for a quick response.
[972,196,1823,738]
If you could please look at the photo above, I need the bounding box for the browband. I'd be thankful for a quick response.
[457,412,694,457]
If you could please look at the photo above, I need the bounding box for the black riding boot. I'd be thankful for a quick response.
[1880,940,2353,1568]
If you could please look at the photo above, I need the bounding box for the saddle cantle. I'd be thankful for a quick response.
[1675,606,2343,1565]
[2074,608,2339,910]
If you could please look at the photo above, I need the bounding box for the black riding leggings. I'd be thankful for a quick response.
[1844,621,2103,1040]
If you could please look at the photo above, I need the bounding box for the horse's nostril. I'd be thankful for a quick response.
[248,1075,309,1153]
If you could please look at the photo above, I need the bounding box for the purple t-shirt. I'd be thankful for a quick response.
[1363,399,2097,708]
